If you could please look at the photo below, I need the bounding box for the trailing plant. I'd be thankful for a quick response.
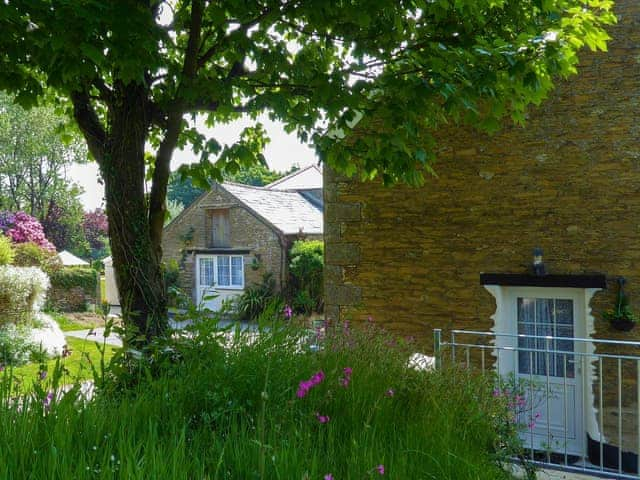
[289,240,324,314]
[603,278,638,329]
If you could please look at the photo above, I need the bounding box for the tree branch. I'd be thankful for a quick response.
[70,91,106,164]
[92,77,113,104]
[148,0,204,259]
[197,6,274,69]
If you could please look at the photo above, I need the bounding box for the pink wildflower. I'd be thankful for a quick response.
[39,370,47,381]
[376,464,385,475]
[385,389,395,398]
[340,367,353,388]
[283,305,293,320]
[316,413,330,424]
[296,371,325,398]
[324,474,334,480]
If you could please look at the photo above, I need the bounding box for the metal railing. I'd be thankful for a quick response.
[433,329,640,479]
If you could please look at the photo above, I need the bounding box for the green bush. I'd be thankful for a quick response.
[0,235,14,266]
[0,266,50,325]
[47,267,98,312]
[0,323,37,366]
[234,272,280,321]
[0,319,524,479]
[12,242,61,274]
[162,259,182,307]
[289,239,324,314]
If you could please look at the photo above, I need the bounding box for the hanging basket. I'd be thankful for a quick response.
[610,317,636,332]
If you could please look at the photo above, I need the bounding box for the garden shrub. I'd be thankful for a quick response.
[0,323,37,366]
[289,239,324,314]
[0,266,50,325]
[0,235,14,266]
[12,241,62,274]
[234,272,281,320]
[48,267,98,312]
[162,259,182,307]
[0,211,55,251]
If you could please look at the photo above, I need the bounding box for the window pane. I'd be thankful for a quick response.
[516,297,575,378]
[518,298,536,375]
[556,299,573,325]
[231,256,243,286]
[199,258,214,286]
[217,256,230,286]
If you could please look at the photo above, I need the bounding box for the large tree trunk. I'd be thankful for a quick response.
[102,84,168,342]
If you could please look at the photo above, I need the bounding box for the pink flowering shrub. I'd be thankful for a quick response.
[0,211,55,251]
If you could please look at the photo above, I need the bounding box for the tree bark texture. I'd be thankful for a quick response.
[101,84,168,341]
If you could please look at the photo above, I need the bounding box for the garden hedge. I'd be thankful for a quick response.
[47,266,98,312]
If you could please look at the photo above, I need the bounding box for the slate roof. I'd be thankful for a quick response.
[221,182,323,235]
[265,164,322,190]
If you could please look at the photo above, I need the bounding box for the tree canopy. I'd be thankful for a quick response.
[0,93,86,218]
[0,0,615,338]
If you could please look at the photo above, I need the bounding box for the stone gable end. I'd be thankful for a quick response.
[162,184,285,301]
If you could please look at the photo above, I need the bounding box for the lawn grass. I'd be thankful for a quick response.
[48,312,91,331]
[7,336,116,393]
[0,322,522,479]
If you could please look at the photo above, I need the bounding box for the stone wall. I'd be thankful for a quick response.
[162,184,285,301]
[324,0,640,453]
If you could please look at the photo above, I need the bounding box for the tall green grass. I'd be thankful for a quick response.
[0,320,520,479]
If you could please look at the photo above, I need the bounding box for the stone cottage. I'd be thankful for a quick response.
[163,165,323,311]
[324,0,640,473]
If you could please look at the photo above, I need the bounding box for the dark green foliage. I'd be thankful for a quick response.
[162,260,182,307]
[234,272,280,321]
[603,280,638,325]
[42,198,90,256]
[48,267,98,311]
[224,163,298,187]
[289,240,324,314]
[167,172,205,209]
[49,267,97,294]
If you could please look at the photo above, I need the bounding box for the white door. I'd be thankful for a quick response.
[506,288,584,456]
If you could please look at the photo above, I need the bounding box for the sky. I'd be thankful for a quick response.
[69,114,318,211]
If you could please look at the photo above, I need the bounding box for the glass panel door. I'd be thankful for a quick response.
[517,297,575,378]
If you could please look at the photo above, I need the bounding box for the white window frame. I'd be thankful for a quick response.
[197,255,244,291]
